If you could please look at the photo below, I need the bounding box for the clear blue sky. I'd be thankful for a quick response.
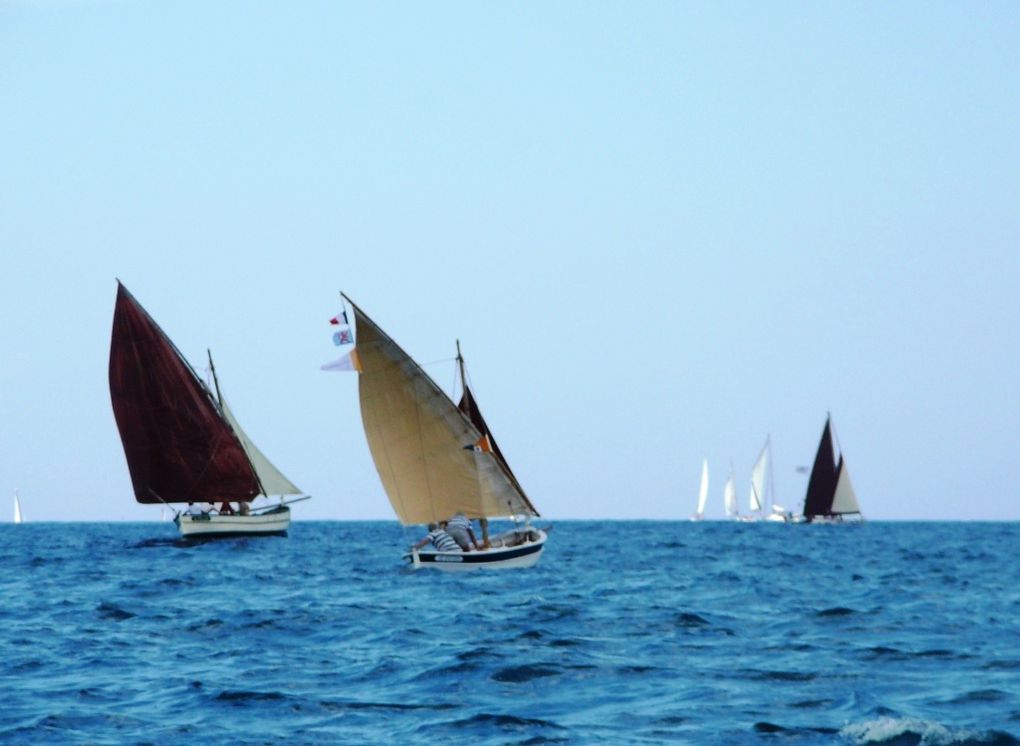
[2,2,1018,521]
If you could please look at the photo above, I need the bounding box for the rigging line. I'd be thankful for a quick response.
[148,489,181,518]
[420,355,458,368]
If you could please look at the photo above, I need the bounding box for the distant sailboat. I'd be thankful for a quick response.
[748,438,769,518]
[13,490,23,524]
[747,436,791,522]
[723,468,738,520]
[802,414,862,523]
[342,294,547,569]
[108,281,309,538]
[691,459,709,520]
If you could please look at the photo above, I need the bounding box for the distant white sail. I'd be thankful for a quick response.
[13,490,23,524]
[219,395,303,497]
[831,460,861,515]
[694,459,709,519]
[748,437,770,513]
[723,471,737,518]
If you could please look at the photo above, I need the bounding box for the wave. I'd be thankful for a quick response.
[842,716,1020,745]
[95,601,135,621]
[817,605,859,617]
[491,664,562,683]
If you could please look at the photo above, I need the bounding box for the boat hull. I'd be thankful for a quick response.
[405,528,547,571]
[175,507,290,538]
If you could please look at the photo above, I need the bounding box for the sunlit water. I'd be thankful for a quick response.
[1,521,1018,744]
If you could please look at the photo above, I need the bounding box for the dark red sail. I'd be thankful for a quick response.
[802,416,838,521]
[458,384,539,517]
[108,282,260,504]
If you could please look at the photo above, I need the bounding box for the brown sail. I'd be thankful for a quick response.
[108,282,260,504]
[458,383,538,517]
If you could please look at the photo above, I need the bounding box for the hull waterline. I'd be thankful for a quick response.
[405,528,547,571]
[175,507,290,538]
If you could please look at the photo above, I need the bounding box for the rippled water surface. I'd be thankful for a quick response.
[2,521,1019,744]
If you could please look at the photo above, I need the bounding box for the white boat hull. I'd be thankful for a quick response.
[175,507,290,538]
[405,528,547,571]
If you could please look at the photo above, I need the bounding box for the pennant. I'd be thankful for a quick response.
[332,327,354,346]
[330,310,349,326]
[462,434,492,453]
[321,348,362,372]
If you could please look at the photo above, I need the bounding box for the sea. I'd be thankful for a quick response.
[1,520,1018,745]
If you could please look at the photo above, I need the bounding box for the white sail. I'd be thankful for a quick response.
[220,395,303,497]
[694,459,709,519]
[723,471,737,518]
[13,491,23,524]
[831,460,861,515]
[748,437,770,513]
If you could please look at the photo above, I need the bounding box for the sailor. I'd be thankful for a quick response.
[444,512,480,551]
[186,502,203,517]
[218,501,234,515]
[238,501,251,516]
[413,523,461,552]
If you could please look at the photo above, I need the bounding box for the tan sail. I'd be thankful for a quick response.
[349,298,535,525]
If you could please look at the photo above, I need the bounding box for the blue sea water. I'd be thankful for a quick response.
[1,521,1018,745]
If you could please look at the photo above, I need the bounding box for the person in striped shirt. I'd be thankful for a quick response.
[444,512,480,551]
[413,524,461,553]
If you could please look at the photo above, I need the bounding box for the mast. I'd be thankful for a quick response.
[207,349,224,408]
[456,339,466,395]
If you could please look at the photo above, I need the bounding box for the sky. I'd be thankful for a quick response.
[2,2,1019,522]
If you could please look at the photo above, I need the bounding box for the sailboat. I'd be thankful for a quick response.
[723,468,738,520]
[802,414,862,523]
[13,490,23,524]
[747,436,791,522]
[108,282,309,538]
[342,294,547,570]
[690,459,709,520]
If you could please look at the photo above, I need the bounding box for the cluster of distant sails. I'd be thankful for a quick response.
[691,416,862,524]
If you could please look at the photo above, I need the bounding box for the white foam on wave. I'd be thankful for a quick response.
[841,716,981,745]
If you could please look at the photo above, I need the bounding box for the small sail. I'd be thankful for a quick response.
[748,438,770,513]
[694,459,709,518]
[348,297,536,525]
[723,471,737,518]
[108,282,260,504]
[219,394,303,496]
[13,491,23,524]
[831,458,861,515]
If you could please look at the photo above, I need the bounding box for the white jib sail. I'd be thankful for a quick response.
[831,460,861,515]
[13,491,23,524]
[695,459,709,518]
[748,439,769,513]
[724,472,737,518]
[219,396,303,496]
